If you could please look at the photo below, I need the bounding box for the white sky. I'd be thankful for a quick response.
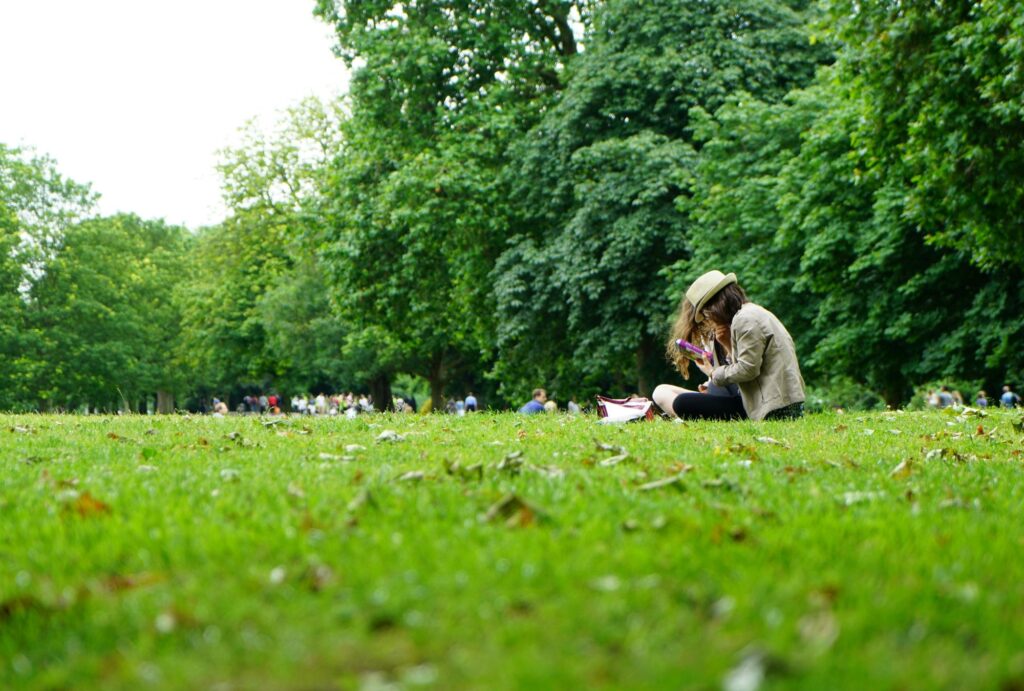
[0,0,349,229]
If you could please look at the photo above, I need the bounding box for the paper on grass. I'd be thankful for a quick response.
[597,399,653,424]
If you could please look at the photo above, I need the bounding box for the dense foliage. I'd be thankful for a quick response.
[1,0,1023,411]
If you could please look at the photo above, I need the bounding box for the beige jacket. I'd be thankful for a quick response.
[709,303,805,421]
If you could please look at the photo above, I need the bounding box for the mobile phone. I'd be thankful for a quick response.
[676,339,713,361]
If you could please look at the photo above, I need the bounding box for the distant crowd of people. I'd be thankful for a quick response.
[927,384,1021,409]
[205,382,1020,417]
[210,392,376,417]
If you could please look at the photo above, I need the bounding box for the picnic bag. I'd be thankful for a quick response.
[595,395,655,423]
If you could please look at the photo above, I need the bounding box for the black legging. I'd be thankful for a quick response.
[672,391,747,420]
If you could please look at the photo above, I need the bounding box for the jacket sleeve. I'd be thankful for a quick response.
[710,314,765,386]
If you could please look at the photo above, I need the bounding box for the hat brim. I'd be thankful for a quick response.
[692,273,737,322]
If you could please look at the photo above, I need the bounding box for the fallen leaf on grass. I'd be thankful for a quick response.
[376,430,405,443]
[481,493,546,527]
[595,442,627,454]
[838,491,884,506]
[723,649,765,691]
[10,425,35,434]
[345,444,366,453]
[702,478,739,492]
[319,452,356,462]
[957,407,986,419]
[347,488,376,513]
[599,452,630,467]
[755,436,790,448]
[924,448,968,463]
[525,464,564,479]
[396,471,425,483]
[890,459,913,479]
[66,491,111,517]
[101,572,164,593]
[444,460,484,481]
[220,469,240,482]
[497,451,524,475]
[637,475,686,492]
[799,610,840,652]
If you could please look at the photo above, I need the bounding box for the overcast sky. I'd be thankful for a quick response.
[0,0,349,228]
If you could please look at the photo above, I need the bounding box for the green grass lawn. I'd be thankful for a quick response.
[2,409,1024,690]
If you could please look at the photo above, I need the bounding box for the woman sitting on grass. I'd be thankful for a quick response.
[652,270,805,421]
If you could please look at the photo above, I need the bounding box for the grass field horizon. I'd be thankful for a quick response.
[3,408,1024,690]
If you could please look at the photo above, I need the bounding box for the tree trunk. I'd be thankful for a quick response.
[156,390,175,414]
[429,355,445,412]
[636,341,653,398]
[370,374,394,412]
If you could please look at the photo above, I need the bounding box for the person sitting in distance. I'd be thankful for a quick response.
[519,388,547,414]
[653,270,805,421]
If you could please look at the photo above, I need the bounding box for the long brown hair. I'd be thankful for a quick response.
[665,297,712,378]
[702,284,748,328]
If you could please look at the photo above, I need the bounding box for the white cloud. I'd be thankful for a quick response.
[0,0,349,228]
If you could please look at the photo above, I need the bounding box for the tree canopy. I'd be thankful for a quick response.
[2,0,1023,411]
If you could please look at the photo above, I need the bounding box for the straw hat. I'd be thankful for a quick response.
[685,270,737,323]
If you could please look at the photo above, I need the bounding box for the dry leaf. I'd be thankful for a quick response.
[838,491,883,506]
[481,493,545,527]
[637,475,686,492]
[497,451,524,475]
[376,430,405,443]
[799,610,840,651]
[890,459,913,479]
[72,491,111,517]
[346,488,376,513]
[599,452,630,467]
[319,452,355,462]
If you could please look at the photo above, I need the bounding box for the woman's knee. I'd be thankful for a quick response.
[652,385,679,415]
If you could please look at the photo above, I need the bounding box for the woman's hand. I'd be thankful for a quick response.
[714,324,732,355]
[695,356,714,378]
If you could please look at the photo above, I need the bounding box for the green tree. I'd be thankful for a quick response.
[495,0,831,400]
[0,144,95,410]
[176,98,347,403]
[824,0,1024,268]
[27,214,188,411]
[315,0,591,408]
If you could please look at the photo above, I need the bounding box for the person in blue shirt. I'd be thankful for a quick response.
[465,392,478,412]
[519,388,547,414]
[1001,385,1021,408]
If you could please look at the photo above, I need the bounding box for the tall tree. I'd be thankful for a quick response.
[176,98,347,402]
[494,0,832,400]
[28,214,188,411]
[315,0,592,407]
[824,0,1024,269]
[0,144,95,410]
